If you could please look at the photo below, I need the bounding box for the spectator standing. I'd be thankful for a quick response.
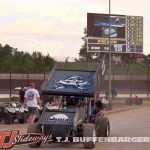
[19,87,25,103]
[24,82,41,123]
[105,90,109,99]
[111,89,117,100]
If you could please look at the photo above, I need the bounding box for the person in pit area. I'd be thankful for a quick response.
[24,82,41,123]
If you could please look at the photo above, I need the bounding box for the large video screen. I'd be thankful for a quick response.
[87,13,143,53]
[88,13,126,38]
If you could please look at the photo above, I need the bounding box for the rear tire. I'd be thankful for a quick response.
[4,113,14,124]
[95,116,110,137]
[27,123,42,148]
[83,123,96,149]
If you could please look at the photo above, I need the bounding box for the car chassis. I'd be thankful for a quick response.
[27,61,110,149]
[28,96,110,149]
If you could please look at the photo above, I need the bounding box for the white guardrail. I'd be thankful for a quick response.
[0,94,19,98]
[0,94,149,99]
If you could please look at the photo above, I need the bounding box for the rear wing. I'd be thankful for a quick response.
[40,55,107,97]
[41,69,95,97]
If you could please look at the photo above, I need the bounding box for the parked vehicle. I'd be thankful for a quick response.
[101,97,112,110]
[125,96,143,105]
[0,103,28,124]
[0,102,43,124]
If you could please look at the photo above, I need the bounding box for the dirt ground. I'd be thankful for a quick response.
[0,101,150,150]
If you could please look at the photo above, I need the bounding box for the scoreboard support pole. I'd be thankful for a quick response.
[108,0,112,101]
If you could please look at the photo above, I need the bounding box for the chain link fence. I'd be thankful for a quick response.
[0,73,48,99]
[0,63,150,99]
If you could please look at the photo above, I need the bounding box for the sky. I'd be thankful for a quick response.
[0,0,149,60]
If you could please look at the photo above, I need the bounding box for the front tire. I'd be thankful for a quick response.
[83,123,96,149]
[27,123,42,148]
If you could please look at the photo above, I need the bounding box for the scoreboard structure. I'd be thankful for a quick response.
[87,13,143,53]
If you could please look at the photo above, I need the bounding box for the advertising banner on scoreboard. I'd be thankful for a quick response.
[87,13,143,53]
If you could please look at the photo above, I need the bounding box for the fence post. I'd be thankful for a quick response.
[44,73,45,80]
[113,74,114,90]
[27,72,29,86]
[147,68,150,98]
[130,73,132,98]
[10,72,12,99]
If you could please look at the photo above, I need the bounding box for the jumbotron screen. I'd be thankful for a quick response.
[87,13,143,53]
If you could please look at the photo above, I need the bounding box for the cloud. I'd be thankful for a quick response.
[0,0,149,59]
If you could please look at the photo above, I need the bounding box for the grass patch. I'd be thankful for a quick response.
[112,64,148,75]
[0,98,17,103]
[115,97,150,101]
[57,62,98,71]
[56,62,148,74]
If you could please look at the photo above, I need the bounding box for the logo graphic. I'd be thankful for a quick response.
[27,91,34,101]
[0,131,18,149]
[1,130,150,149]
[45,114,69,121]
[54,75,90,91]
[0,130,51,149]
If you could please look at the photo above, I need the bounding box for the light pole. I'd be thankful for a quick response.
[108,0,112,101]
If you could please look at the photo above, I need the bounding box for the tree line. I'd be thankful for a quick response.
[0,44,55,73]
[0,28,149,73]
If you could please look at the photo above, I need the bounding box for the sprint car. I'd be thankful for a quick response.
[28,96,110,149]
[27,67,110,149]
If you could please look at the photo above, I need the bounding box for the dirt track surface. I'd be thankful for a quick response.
[0,102,150,150]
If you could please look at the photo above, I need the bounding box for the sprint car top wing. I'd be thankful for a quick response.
[41,69,96,97]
